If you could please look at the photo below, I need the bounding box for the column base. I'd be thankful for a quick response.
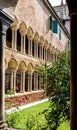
[0,121,8,130]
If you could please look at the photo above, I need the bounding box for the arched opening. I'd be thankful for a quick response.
[32,40,34,57]
[5,68,11,93]
[32,72,34,90]
[6,27,12,48]
[16,70,21,92]
[17,29,21,51]
[25,35,28,54]
[25,72,28,91]
[38,44,40,58]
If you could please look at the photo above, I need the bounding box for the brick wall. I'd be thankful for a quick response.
[5,91,46,109]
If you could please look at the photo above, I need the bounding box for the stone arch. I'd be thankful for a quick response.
[18,61,26,73]
[27,63,34,73]
[44,39,48,48]
[39,36,44,45]
[19,22,27,36]
[34,32,39,43]
[34,64,39,72]
[27,27,34,39]
[8,58,18,72]
[11,15,18,30]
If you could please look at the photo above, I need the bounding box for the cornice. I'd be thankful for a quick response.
[0,9,13,25]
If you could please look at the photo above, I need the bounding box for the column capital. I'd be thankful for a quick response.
[66,0,77,15]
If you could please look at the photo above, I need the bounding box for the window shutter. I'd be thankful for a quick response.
[52,20,58,33]
[50,15,52,30]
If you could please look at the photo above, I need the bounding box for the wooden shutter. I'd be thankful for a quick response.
[52,20,58,33]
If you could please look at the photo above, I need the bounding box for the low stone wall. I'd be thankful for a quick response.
[5,90,45,109]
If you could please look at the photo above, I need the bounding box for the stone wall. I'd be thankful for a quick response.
[5,91,45,109]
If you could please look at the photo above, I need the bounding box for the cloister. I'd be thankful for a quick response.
[5,16,58,94]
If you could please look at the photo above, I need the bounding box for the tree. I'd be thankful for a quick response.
[39,51,70,130]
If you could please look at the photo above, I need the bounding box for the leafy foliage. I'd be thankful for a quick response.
[39,51,70,130]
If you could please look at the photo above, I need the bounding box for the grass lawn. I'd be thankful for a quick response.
[5,100,70,130]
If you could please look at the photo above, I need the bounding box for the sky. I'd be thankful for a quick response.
[48,0,66,6]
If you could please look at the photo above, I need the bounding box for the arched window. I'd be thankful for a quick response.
[6,27,12,48]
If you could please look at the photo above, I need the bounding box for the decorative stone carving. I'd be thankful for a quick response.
[19,61,26,73]
[34,32,39,43]
[11,15,18,30]
[27,63,34,74]
[8,59,17,72]
[39,36,44,45]
[19,22,27,36]
[27,27,34,40]
[44,39,48,48]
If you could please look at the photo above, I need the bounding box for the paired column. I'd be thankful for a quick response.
[11,27,17,50]
[28,39,32,56]
[10,70,16,91]
[34,72,38,91]
[34,42,38,58]
[28,72,32,91]
[20,72,25,92]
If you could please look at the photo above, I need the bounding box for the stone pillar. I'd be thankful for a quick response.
[34,43,37,57]
[13,71,16,91]
[23,35,25,53]
[0,30,8,129]
[10,72,13,90]
[20,73,23,92]
[28,73,32,91]
[11,27,17,50]
[34,72,38,91]
[10,71,16,92]
[66,1,77,129]
[12,29,14,49]
[22,72,25,92]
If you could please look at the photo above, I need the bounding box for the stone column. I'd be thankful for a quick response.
[0,30,8,129]
[22,72,25,92]
[34,43,37,57]
[66,1,77,129]
[12,29,14,49]
[10,72,13,90]
[23,35,25,53]
[28,73,32,91]
[20,73,23,92]
[11,27,17,50]
[34,72,38,91]
[14,71,16,91]
[36,43,38,58]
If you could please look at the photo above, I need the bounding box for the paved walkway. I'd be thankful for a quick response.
[6,98,49,114]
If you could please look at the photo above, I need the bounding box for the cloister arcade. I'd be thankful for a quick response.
[5,16,59,93]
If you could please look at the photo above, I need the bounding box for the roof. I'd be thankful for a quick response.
[43,0,70,39]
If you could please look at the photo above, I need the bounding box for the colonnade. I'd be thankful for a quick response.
[6,19,59,63]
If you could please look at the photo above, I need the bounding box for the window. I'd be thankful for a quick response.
[50,16,58,33]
